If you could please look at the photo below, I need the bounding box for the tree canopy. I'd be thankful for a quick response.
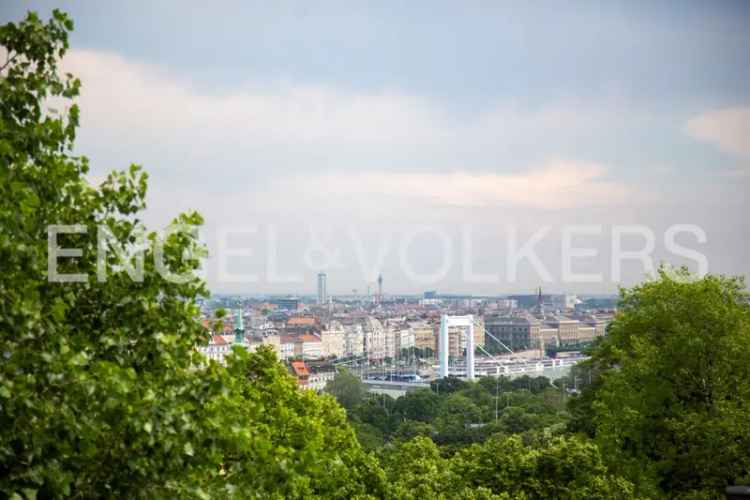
[573,269,750,497]
[0,11,383,499]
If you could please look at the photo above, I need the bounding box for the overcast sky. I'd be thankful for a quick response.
[3,1,749,295]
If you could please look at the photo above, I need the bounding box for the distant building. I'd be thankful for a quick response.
[198,335,231,364]
[544,317,579,345]
[286,316,318,331]
[297,334,323,359]
[271,297,300,311]
[321,321,346,358]
[410,321,437,353]
[262,334,281,357]
[307,369,335,392]
[291,360,336,392]
[317,272,327,305]
[397,327,415,353]
[364,316,386,362]
[343,324,364,357]
[484,315,541,352]
[289,360,310,388]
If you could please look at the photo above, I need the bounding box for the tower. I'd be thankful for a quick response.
[377,273,383,303]
[535,286,544,315]
[317,272,327,305]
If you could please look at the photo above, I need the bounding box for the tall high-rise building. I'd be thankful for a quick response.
[317,272,327,305]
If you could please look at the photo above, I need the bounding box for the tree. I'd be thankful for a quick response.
[325,369,366,412]
[430,376,468,394]
[499,406,539,434]
[392,420,435,442]
[451,434,637,499]
[0,11,384,498]
[433,393,484,445]
[392,388,441,423]
[353,394,398,436]
[384,437,507,500]
[579,269,750,496]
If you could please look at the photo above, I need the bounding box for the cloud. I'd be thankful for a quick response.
[265,161,633,210]
[44,48,749,293]
[686,107,750,159]
[59,49,635,174]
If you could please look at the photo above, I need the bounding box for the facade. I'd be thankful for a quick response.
[286,316,318,331]
[384,326,397,359]
[320,321,346,358]
[280,335,296,360]
[484,315,541,351]
[411,321,436,352]
[364,316,386,362]
[270,297,300,311]
[473,316,485,348]
[547,317,581,345]
[308,370,335,392]
[296,334,323,359]
[198,335,233,364]
[398,327,415,352]
[343,324,364,357]
[538,327,559,349]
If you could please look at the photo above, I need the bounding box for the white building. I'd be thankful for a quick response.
[344,324,364,357]
[364,317,386,362]
[298,334,324,360]
[280,335,296,360]
[308,370,336,392]
[197,335,233,364]
[384,326,397,360]
[398,328,415,352]
[321,321,346,358]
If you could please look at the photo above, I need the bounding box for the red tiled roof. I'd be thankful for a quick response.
[290,360,309,377]
[210,335,228,345]
[297,334,321,343]
[287,316,317,326]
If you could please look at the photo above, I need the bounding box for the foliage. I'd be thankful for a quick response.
[0,11,383,499]
[451,434,638,499]
[324,368,366,411]
[575,268,750,497]
[341,373,570,447]
[383,434,636,499]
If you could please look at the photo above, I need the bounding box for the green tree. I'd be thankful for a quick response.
[384,437,508,500]
[353,394,398,436]
[392,420,435,442]
[0,11,384,498]
[580,269,750,496]
[430,376,468,394]
[434,393,484,445]
[499,406,539,434]
[451,434,637,499]
[325,369,367,412]
[392,388,441,423]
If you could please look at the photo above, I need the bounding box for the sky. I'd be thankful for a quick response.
[2,1,749,295]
